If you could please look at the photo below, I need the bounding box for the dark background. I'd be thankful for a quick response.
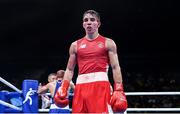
[0,0,179,99]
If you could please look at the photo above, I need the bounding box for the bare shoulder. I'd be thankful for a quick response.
[71,41,77,47]
[70,41,77,53]
[105,37,116,51]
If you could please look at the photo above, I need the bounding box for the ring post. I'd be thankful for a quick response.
[22,80,38,113]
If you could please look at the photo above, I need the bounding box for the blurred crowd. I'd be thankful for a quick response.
[123,71,180,108]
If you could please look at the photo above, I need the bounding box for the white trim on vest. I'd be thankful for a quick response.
[76,72,109,84]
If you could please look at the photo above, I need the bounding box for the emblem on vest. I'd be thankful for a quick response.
[97,42,104,48]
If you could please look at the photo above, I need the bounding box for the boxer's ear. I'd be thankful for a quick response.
[97,20,101,27]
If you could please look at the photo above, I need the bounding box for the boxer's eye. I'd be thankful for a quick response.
[90,18,95,22]
[83,18,96,22]
[83,18,88,22]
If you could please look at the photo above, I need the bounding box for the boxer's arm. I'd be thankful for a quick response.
[54,41,77,107]
[37,83,50,94]
[106,38,128,112]
[106,38,122,84]
[63,41,77,82]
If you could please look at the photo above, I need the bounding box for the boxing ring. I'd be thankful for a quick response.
[0,77,38,113]
[1,76,180,113]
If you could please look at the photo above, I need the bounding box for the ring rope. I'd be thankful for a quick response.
[125,92,180,96]
[40,91,180,112]
[45,92,74,96]
[0,77,22,93]
[45,92,180,96]
[38,108,180,112]
[0,99,22,111]
[127,108,180,112]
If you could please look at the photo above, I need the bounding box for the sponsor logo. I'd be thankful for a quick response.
[79,44,86,49]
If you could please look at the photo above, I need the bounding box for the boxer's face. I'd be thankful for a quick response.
[83,13,100,34]
[56,77,63,81]
[48,75,56,82]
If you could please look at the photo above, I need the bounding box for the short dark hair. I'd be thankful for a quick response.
[48,73,56,79]
[83,10,100,22]
[56,70,65,78]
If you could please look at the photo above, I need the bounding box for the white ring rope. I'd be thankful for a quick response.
[0,99,22,111]
[38,108,180,112]
[45,92,180,96]
[125,92,180,96]
[0,77,22,93]
[38,109,49,112]
[38,108,72,112]
[39,91,180,112]
[45,92,74,96]
[127,108,180,112]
